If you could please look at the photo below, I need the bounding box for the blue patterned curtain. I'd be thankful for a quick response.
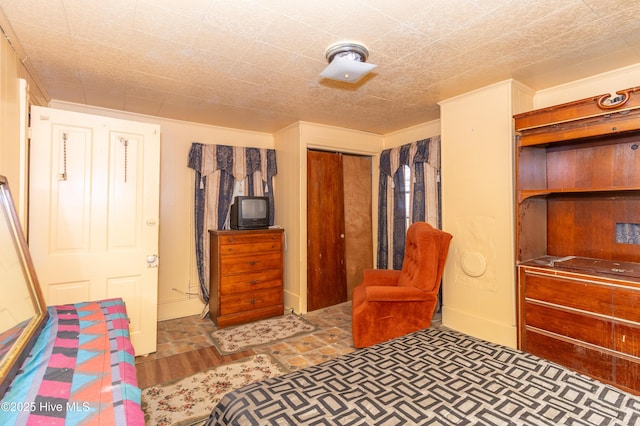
[187,143,277,303]
[377,136,441,269]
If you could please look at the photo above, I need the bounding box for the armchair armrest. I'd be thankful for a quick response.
[364,286,437,302]
[360,269,402,287]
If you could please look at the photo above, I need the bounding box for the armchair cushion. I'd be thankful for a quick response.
[352,222,452,348]
[359,269,401,287]
[355,285,435,303]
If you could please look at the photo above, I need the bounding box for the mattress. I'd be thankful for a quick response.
[207,327,640,425]
[0,299,144,425]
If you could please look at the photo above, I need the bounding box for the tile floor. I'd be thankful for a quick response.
[137,302,441,372]
[255,302,355,371]
[137,313,218,363]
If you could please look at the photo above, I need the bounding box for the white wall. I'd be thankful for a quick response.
[534,63,640,109]
[383,120,441,149]
[0,34,46,229]
[272,123,303,313]
[439,80,534,348]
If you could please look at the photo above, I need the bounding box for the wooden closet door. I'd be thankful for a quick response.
[307,150,347,311]
[342,155,373,299]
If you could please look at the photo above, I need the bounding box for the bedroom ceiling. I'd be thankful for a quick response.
[0,0,639,135]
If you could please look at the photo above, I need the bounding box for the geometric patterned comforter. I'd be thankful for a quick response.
[207,327,640,425]
[0,299,144,425]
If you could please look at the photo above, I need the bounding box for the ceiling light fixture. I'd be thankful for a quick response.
[320,42,377,83]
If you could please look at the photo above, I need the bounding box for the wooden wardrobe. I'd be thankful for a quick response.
[307,150,373,311]
[514,86,640,394]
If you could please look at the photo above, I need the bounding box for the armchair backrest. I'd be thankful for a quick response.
[397,222,453,292]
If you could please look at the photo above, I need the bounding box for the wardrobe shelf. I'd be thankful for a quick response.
[518,187,640,203]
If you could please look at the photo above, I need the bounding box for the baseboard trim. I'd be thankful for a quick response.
[158,298,206,321]
[442,306,517,349]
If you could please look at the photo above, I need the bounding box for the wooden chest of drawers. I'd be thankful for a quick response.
[209,228,284,328]
[519,262,640,394]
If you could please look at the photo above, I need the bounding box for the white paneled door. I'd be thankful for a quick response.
[29,106,160,356]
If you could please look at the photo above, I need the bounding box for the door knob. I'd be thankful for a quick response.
[147,254,159,268]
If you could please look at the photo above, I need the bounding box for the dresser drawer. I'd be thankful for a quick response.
[220,269,282,295]
[524,329,614,384]
[219,288,283,315]
[614,322,640,357]
[524,271,612,316]
[218,232,281,246]
[220,253,282,274]
[525,301,613,349]
[613,286,640,323]
[216,305,284,328]
[219,240,282,255]
[614,356,640,393]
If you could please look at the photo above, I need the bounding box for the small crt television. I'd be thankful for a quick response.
[229,196,270,230]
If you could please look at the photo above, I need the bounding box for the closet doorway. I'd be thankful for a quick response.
[307,150,373,311]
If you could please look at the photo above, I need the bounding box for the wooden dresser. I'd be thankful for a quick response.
[209,228,284,328]
[514,86,640,394]
[519,259,640,393]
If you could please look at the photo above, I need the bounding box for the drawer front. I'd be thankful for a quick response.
[523,271,612,316]
[525,302,613,349]
[220,269,282,295]
[613,287,640,323]
[614,356,640,393]
[524,330,614,384]
[219,240,282,255]
[216,305,283,328]
[219,288,283,315]
[218,232,281,246]
[220,253,282,274]
[614,322,640,357]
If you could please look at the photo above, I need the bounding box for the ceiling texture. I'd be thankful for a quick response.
[1,0,639,135]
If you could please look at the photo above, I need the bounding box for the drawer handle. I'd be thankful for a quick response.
[249,280,258,285]
[249,261,257,266]
[227,237,234,242]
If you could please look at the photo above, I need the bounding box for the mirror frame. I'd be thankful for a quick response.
[0,175,48,398]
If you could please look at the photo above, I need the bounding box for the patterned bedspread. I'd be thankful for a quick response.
[208,327,640,425]
[0,299,144,425]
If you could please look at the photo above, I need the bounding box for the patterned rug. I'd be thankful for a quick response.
[211,314,317,354]
[141,353,288,426]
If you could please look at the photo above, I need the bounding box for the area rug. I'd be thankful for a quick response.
[211,314,317,354]
[141,353,288,426]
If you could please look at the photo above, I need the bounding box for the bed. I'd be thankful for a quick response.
[0,298,144,425]
[0,177,143,424]
[207,327,640,425]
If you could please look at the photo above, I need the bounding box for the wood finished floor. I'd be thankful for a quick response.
[135,346,255,389]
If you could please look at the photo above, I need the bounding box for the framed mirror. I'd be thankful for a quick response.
[0,175,48,397]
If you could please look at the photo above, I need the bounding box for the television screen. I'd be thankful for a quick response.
[230,196,270,229]
[242,198,267,219]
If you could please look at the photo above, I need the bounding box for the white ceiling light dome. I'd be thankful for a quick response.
[320,42,377,83]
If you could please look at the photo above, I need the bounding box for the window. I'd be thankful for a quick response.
[403,165,411,230]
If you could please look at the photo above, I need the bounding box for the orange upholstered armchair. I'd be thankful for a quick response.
[352,222,452,348]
